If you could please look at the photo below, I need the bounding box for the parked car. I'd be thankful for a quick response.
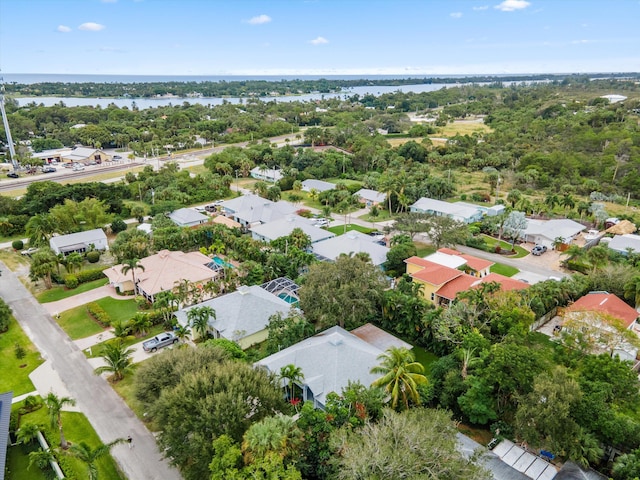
[6,171,19,178]
[314,218,330,227]
[532,245,548,256]
[113,155,122,160]
[142,332,179,352]
[20,247,39,256]
[42,166,57,173]
[72,164,85,171]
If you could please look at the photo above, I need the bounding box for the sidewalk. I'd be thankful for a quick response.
[43,285,134,315]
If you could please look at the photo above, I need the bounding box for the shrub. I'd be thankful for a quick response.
[86,302,111,327]
[465,236,488,251]
[14,342,26,360]
[86,251,101,263]
[76,268,106,284]
[64,274,79,289]
[111,218,128,234]
[12,239,24,250]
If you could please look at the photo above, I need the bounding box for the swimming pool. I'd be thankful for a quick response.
[278,293,299,305]
[212,256,234,269]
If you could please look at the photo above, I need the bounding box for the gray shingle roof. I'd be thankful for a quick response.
[301,179,336,192]
[256,325,387,405]
[49,228,107,250]
[0,391,13,480]
[174,285,290,340]
[312,230,389,266]
[608,234,640,254]
[167,208,208,226]
[250,215,335,243]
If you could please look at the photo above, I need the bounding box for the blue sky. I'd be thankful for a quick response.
[1,0,639,75]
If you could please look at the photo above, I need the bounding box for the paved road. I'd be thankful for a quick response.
[0,260,182,480]
[453,244,569,279]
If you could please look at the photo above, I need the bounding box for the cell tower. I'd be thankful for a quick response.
[0,75,19,169]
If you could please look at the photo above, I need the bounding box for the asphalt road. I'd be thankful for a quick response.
[0,261,182,480]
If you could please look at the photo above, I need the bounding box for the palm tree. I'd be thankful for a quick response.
[28,448,55,471]
[17,422,40,445]
[25,213,55,247]
[44,392,76,449]
[371,347,427,411]
[242,414,298,463]
[586,245,609,273]
[29,249,59,289]
[279,364,304,401]
[173,324,191,342]
[121,258,145,298]
[187,306,215,340]
[68,439,126,480]
[129,313,152,337]
[94,340,135,382]
[624,276,640,309]
[64,252,84,274]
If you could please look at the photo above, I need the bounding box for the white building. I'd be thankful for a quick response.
[49,228,108,256]
[522,218,585,249]
[301,179,336,193]
[167,208,209,227]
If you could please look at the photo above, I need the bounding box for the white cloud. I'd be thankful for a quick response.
[494,0,531,11]
[473,5,489,10]
[57,25,71,33]
[78,22,106,31]
[450,12,463,18]
[309,36,329,45]
[571,39,590,44]
[247,14,272,25]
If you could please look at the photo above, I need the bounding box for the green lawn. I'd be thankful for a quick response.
[359,209,394,222]
[490,263,519,277]
[327,224,375,235]
[84,324,165,359]
[6,443,49,480]
[480,234,529,258]
[414,242,436,258]
[14,406,124,480]
[56,297,139,340]
[37,278,109,303]
[0,317,43,396]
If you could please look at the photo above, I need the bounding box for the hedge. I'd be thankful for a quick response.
[86,302,111,327]
[64,274,79,289]
[76,268,107,284]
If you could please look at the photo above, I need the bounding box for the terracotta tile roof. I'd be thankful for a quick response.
[480,273,529,291]
[436,275,478,300]
[410,260,463,286]
[566,292,639,329]
[437,247,461,256]
[405,256,434,268]
[460,254,494,271]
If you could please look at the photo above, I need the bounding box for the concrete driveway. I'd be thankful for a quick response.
[0,260,182,480]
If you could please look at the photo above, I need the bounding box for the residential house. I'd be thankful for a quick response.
[49,228,108,256]
[255,324,411,409]
[522,218,585,249]
[354,188,386,207]
[607,233,640,255]
[61,147,110,165]
[563,292,640,361]
[212,215,242,230]
[174,285,291,349]
[218,194,297,228]
[487,205,506,217]
[250,215,335,245]
[410,198,484,224]
[405,255,529,306]
[167,208,209,228]
[426,248,493,278]
[301,179,336,193]
[104,250,217,303]
[250,166,283,183]
[312,230,390,268]
[0,391,12,480]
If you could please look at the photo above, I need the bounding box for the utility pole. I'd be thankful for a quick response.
[0,76,18,170]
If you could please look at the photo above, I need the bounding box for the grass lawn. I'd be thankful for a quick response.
[15,407,124,480]
[359,209,394,222]
[414,242,436,258]
[490,263,519,277]
[480,235,529,258]
[0,317,43,396]
[37,278,109,303]
[56,297,139,340]
[0,249,30,272]
[436,120,493,137]
[327,224,375,235]
[6,442,49,480]
[84,324,165,359]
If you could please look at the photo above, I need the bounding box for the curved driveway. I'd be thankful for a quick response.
[0,261,182,480]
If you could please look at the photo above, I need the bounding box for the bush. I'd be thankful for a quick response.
[12,239,24,250]
[14,342,26,359]
[111,218,128,234]
[86,251,101,263]
[76,268,106,284]
[465,236,488,251]
[64,274,79,289]
[86,302,111,327]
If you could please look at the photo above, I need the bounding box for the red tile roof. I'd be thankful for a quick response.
[481,273,530,291]
[436,275,478,300]
[460,254,494,271]
[566,293,639,329]
[405,256,435,268]
[437,247,461,256]
[410,260,463,286]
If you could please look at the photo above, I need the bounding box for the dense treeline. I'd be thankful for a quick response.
[5,72,639,98]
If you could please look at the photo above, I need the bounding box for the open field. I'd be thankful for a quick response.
[0,316,43,396]
[436,119,493,137]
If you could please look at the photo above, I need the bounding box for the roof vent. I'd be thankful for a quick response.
[329,336,344,347]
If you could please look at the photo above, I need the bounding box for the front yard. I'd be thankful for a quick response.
[37,278,109,303]
[56,297,140,340]
[0,317,43,396]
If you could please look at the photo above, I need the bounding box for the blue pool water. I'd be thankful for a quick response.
[212,256,234,269]
[278,293,299,305]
